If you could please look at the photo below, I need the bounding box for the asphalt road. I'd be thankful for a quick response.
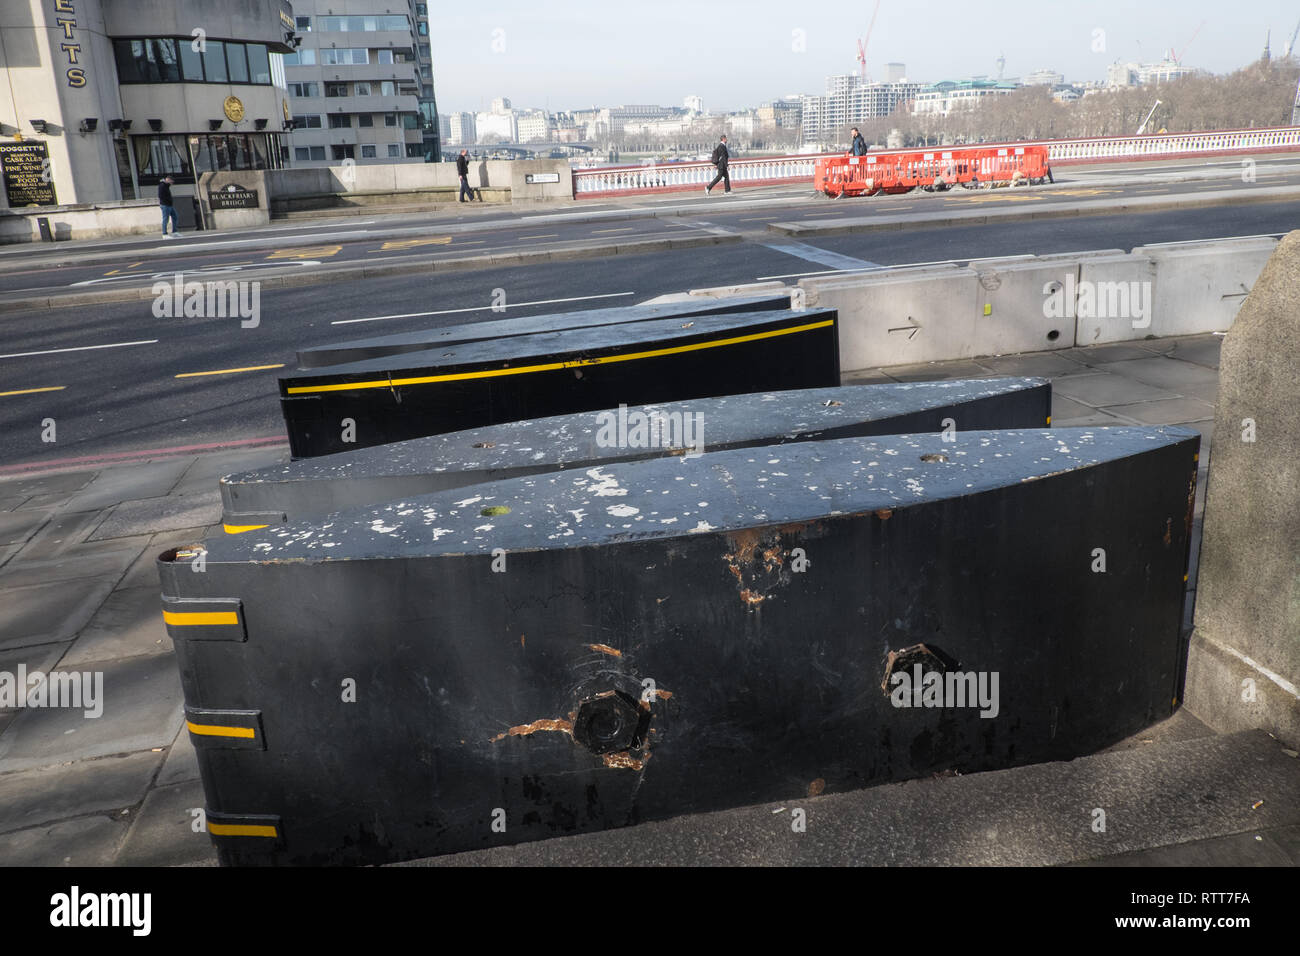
[1,181,1297,469]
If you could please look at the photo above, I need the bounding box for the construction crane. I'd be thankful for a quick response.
[856,0,882,81]
[1284,19,1300,59]
[1175,19,1205,64]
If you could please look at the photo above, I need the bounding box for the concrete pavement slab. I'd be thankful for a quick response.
[839,368,898,385]
[0,750,163,834]
[0,535,150,589]
[1102,397,1216,425]
[1154,335,1224,369]
[5,511,101,559]
[880,361,999,383]
[0,641,71,716]
[0,471,94,500]
[1070,343,1165,365]
[977,352,1091,378]
[1049,410,1131,427]
[156,724,199,788]
[59,460,191,513]
[0,577,118,652]
[1049,396,1102,422]
[89,491,221,542]
[1052,373,1178,406]
[0,653,183,772]
[1175,382,1221,403]
[62,587,170,666]
[115,780,219,867]
[1094,355,1222,391]
[1069,825,1300,866]
[0,496,30,513]
[0,510,48,546]
[0,815,127,866]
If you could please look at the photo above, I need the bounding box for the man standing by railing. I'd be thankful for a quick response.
[706,135,731,195]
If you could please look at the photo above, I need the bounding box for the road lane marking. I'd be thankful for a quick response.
[175,364,285,379]
[332,292,635,325]
[376,236,453,251]
[267,245,342,259]
[591,227,636,234]
[520,234,559,239]
[738,216,781,222]
[0,339,158,360]
[760,241,881,271]
[0,386,66,397]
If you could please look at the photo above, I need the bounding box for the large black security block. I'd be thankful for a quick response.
[296,294,791,369]
[222,378,1051,531]
[160,426,1200,866]
[278,308,840,458]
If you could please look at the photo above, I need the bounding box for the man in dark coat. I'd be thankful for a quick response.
[456,149,475,202]
[849,127,868,156]
[159,175,180,236]
[705,135,731,194]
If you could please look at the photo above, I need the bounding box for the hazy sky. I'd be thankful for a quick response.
[432,1,1294,114]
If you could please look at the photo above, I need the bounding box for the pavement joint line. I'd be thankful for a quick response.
[174,364,286,379]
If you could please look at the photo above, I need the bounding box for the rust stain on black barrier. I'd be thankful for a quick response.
[587,643,623,658]
[490,717,574,743]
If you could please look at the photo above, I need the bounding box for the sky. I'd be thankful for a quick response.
[432,0,1296,114]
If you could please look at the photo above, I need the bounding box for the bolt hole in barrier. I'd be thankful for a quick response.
[1047,330,1061,342]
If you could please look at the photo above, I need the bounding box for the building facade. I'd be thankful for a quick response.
[912,80,1019,117]
[0,0,294,209]
[282,1,430,165]
[800,74,924,144]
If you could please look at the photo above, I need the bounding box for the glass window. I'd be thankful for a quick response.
[124,38,180,83]
[418,22,428,36]
[361,144,376,158]
[292,114,322,129]
[179,41,204,81]
[295,147,311,160]
[322,48,368,65]
[133,134,191,184]
[387,144,400,157]
[380,81,395,96]
[354,82,371,96]
[247,43,270,84]
[309,146,325,160]
[113,39,141,82]
[203,40,227,82]
[295,15,312,31]
[325,83,348,97]
[385,113,397,127]
[283,48,315,66]
[328,113,352,128]
[402,114,419,129]
[416,3,427,14]
[406,143,423,157]
[358,114,373,127]
[226,43,249,83]
[377,50,393,64]
[331,145,355,160]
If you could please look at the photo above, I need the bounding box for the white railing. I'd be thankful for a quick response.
[572,126,1300,198]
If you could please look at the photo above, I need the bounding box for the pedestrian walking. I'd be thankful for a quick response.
[849,127,868,156]
[705,135,731,194]
[456,149,476,202]
[159,175,180,237]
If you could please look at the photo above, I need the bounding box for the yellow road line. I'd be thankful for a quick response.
[175,364,285,379]
[267,245,342,260]
[288,320,834,395]
[378,236,453,252]
[208,822,278,838]
[0,386,65,398]
[163,609,238,626]
[187,721,256,739]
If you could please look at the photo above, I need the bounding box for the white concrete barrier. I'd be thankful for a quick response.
[1131,238,1277,340]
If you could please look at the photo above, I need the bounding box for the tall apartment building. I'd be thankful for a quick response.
[447,110,475,144]
[799,74,923,144]
[412,1,439,160]
[283,2,430,165]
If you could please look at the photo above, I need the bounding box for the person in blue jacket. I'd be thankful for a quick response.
[849,127,868,156]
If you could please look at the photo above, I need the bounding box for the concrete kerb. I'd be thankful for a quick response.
[0,235,746,314]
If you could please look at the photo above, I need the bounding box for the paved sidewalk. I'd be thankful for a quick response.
[0,332,1247,866]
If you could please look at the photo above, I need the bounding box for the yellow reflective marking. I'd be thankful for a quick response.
[287,320,835,395]
[163,610,238,626]
[267,245,342,259]
[379,236,453,251]
[187,721,256,739]
[0,386,65,398]
[208,822,278,838]
[224,523,269,534]
[175,364,285,379]
[1046,415,1052,425]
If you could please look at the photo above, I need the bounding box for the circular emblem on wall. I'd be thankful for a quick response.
[223,95,245,123]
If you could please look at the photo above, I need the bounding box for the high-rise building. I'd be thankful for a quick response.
[412,1,439,161]
[447,110,475,144]
[283,3,428,165]
[800,74,923,144]
[0,0,294,211]
[883,63,906,83]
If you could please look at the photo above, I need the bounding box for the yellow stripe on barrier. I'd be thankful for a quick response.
[285,320,836,395]
[163,610,239,627]
[224,523,269,534]
[187,721,256,739]
[208,822,278,838]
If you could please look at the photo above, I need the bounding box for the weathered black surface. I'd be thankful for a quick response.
[223,379,1051,528]
[278,308,840,458]
[160,427,1200,866]
[296,294,791,369]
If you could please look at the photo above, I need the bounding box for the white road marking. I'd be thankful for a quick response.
[0,339,158,360]
[760,241,881,271]
[332,292,636,325]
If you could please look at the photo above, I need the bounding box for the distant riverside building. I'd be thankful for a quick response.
[0,0,294,210]
[1024,68,1064,86]
[437,112,451,143]
[911,80,1018,117]
[800,74,923,144]
[475,108,515,143]
[684,94,703,113]
[883,62,906,83]
[514,109,551,142]
[757,97,803,129]
[1106,58,1196,88]
[448,110,475,144]
[284,2,431,165]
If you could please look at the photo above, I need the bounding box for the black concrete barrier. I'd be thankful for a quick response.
[223,378,1051,531]
[296,295,792,369]
[279,308,841,458]
[159,426,1199,866]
